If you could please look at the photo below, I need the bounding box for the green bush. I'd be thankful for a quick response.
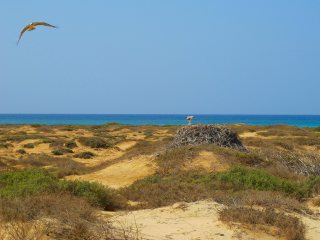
[0,169,58,199]
[214,167,319,198]
[121,172,216,208]
[74,151,95,159]
[23,143,35,148]
[52,149,64,155]
[0,169,118,209]
[51,148,74,156]
[65,141,78,149]
[58,180,115,209]
[79,137,113,149]
[122,167,320,208]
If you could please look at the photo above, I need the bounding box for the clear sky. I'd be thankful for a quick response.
[1,1,319,114]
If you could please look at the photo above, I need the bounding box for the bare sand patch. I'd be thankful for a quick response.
[185,151,229,172]
[66,155,156,188]
[27,143,51,154]
[112,128,146,141]
[116,141,137,151]
[239,132,259,138]
[299,214,320,240]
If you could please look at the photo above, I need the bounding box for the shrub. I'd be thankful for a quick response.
[207,146,265,166]
[122,167,320,209]
[0,169,58,199]
[213,190,309,214]
[0,142,13,148]
[58,180,116,209]
[144,130,153,138]
[65,141,77,149]
[74,151,95,159]
[156,146,196,175]
[219,207,305,240]
[19,154,85,177]
[16,149,26,154]
[23,143,35,148]
[79,137,113,149]
[214,167,320,198]
[52,148,74,156]
[52,149,64,156]
[0,194,94,223]
[121,172,215,208]
[0,169,119,210]
[49,139,66,148]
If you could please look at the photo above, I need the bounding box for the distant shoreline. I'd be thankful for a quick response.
[0,114,319,127]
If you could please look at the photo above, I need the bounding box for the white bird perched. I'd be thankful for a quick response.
[186,116,194,125]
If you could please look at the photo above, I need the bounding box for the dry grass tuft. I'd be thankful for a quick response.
[212,190,309,214]
[220,207,305,240]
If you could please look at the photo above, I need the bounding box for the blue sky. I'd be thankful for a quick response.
[1,1,319,114]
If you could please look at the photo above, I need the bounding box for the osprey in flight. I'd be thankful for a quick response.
[17,22,57,45]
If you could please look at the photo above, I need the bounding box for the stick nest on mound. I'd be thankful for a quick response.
[170,124,246,151]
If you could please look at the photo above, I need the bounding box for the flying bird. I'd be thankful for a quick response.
[17,22,57,45]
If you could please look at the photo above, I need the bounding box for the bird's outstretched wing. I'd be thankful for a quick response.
[17,25,30,45]
[32,22,57,28]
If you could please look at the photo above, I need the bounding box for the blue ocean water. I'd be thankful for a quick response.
[0,114,320,127]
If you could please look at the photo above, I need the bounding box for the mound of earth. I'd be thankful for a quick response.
[170,124,246,151]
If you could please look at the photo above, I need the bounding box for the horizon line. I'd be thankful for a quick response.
[0,113,320,116]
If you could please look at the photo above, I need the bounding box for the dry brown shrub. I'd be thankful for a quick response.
[51,219,143,240]
[212,190,309,214]
[0,193,141,240]
[0,194,95,223]
[0,221,50,240]
[123,139,170,158]
[312,197,320,207]
[19,154,86,177]
[156,146,196,175]
[220,207,305,240]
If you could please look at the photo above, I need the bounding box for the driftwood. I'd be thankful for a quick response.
[169,124,246,151]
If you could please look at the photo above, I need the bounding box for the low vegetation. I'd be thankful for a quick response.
[0,168,136,240]
[219,207,305,240]
[0,169,118,209]
[214,166,320,199]
[19,154,86,177]
[64,140,77,149]
[79,136,113,149]
[23,143,35,148]
[16,149,26,154]
[51,148,74,156]
[74,151,95,159]
[121,164,320,210]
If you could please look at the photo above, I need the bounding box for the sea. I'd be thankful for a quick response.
[0,114,320,127]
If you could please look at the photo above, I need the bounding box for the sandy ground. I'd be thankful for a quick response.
[239,131,272,139]
[106,201,320,240]
[106,201,280,240]
[66,155,156,188]
[185,151,229,172]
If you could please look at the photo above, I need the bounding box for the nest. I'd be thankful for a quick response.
[170,124,246,151]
